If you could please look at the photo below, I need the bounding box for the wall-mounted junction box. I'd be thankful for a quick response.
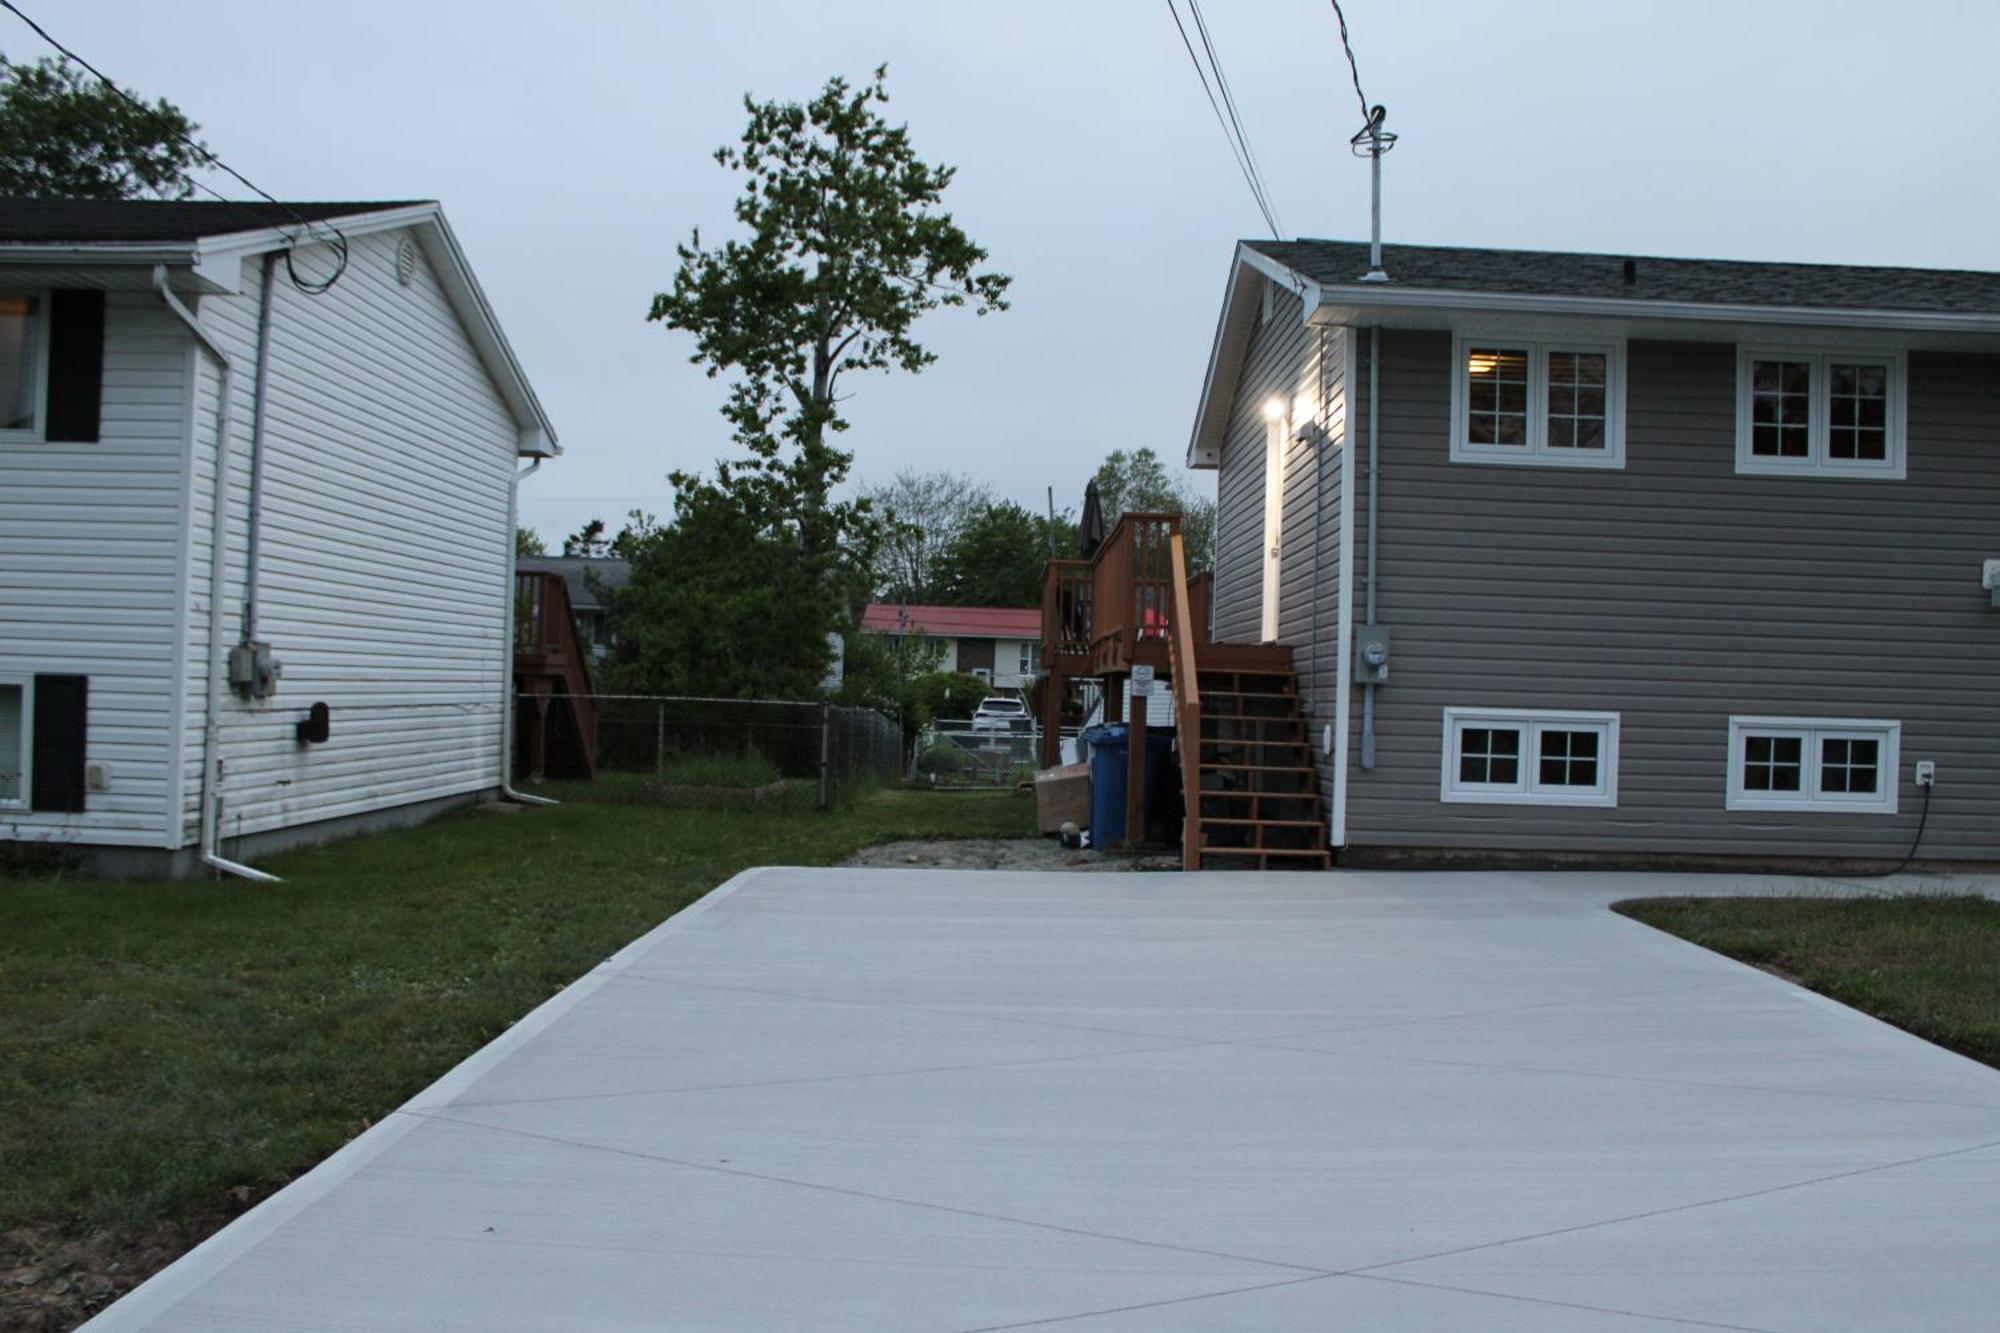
[1355,625,1392,684]
[227,641,282,700]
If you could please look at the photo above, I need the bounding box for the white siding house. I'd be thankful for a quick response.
[0,200,556,876]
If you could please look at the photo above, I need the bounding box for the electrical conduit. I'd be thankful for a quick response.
[154,265,280,882]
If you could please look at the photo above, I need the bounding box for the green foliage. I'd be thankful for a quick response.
[0,57,208,200]
[653,754,781,788]
[910,670,989,723]
[866,468,992,602]
[627,66,1009,698]
[515,527,547,558]
[1092,447,1216,571]
[564,511,658,561]
[836,625,946,737]
[604,489,846,699]
[933,500,1073,607]
[916,741,967,775]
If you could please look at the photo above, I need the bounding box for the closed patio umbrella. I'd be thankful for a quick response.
[1078,480,1106,559]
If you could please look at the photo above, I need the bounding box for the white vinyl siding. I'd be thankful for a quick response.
[1440,707,1620,807]
[1735,348,1906,478]
[177,230,517,843]
[1450,335,1625,469]
[1726,716,1900,814]
[0,293,191,846]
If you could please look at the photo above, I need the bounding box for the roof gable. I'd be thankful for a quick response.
[0,198,557,456]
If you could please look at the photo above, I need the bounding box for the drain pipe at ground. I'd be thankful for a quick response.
[500,458,558,807]
[1361,324,1381,771]
[154,265,281,883]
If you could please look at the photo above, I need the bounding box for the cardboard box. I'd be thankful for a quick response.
[1033,762,1091,835]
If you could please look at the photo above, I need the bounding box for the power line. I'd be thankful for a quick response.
[1185,0,1284,239]
[1163,0,1282,240]
[0,0,349,294]
[1327,0,1374,127]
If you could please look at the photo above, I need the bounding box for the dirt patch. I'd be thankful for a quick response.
[843,838,1180,873]
[2,1179,287,1332]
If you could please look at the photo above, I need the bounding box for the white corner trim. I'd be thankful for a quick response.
[1440,707,1621,808]
[1724,716,1902,814]
[1330,328,1357,849]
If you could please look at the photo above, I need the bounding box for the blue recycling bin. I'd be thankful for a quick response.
[1083,723,1177,846]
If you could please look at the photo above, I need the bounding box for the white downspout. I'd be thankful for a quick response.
[501,458,557,806]
[154,265,280,882]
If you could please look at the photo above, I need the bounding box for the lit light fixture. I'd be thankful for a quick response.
[1466,353,1499,377]
[1263,397,1287,422]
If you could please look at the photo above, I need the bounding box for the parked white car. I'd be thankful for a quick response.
[970,696,1030,732]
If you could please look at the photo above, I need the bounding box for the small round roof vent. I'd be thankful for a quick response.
[394,236,418,287]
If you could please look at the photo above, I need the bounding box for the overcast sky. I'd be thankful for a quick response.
[32,1,2000,544]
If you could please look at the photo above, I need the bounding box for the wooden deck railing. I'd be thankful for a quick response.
[1165,531,1203,869]
[1086,511,1180,673]
[513,570,597,777]
[1039,559,1094,668]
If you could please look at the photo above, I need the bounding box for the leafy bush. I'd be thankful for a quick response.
[654,754,782,789]
[916,742,967,775]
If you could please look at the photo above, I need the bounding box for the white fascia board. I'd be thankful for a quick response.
[1186,245,1317,471]
[1310,283,2000,338]
[408,212,561,457]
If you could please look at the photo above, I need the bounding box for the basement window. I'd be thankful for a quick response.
[1450,336,1625,469]
[1726,717,1900,813]
[0,682,23,805]
[1441,708,1620,807]
[1735,350,1905,478]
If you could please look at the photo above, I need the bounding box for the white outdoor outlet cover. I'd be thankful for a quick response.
[1983,559,2000,590]
[85,762,111,791]
[1322,723,1334,755]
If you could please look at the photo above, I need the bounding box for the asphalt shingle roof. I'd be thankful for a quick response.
[1249,239,2000,316]
[0,199,430,244]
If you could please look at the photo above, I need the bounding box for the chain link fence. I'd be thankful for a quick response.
[515,694,902,808]
[915,719,1082,788]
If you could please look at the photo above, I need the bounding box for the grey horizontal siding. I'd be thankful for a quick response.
[1345,331,2000,861]
[1211,279,1310,644]
[1276,327,1345,813]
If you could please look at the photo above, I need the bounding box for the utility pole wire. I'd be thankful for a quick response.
[1186,0,1284,240]
[1163,0,1282,240]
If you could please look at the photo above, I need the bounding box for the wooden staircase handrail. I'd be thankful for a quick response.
[1165,531,1202,871]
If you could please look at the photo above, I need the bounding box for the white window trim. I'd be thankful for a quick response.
[0,287,52,445]
[0,675,31,809]
[1726,716,1901,814]
[1734,348,1907,479]
[1440,707,1621,808]
[1449,334,1626,470]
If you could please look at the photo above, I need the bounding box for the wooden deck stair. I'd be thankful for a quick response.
[1184,659,1331,871]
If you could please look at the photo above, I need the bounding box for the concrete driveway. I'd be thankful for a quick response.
[88,868,2000,1332]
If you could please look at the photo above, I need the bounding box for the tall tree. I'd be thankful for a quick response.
[620,65,1010,696]
[934,501,1076,607]
[0,57,208,200]
[1092,447,1216,572]
[865,468,991,602]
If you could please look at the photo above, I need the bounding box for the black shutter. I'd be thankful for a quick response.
[31,675,88,813]
[45,290,106,443]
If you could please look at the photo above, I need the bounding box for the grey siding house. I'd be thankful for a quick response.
[1190,239,2000,867]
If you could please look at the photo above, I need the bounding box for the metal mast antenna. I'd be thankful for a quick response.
[1351,105,1397,282]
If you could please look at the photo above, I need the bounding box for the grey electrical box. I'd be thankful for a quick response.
[1355,625,1392,683]
[228,641,283,700]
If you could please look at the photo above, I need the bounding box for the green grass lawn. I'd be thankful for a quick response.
[0,785,1032,1240]
[1616,894,2000,1070]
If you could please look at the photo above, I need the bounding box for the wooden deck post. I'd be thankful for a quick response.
[1126,682,1147,848]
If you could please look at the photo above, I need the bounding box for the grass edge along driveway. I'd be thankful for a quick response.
[0,785,1032,1325]
[1615,893,2000,1072]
